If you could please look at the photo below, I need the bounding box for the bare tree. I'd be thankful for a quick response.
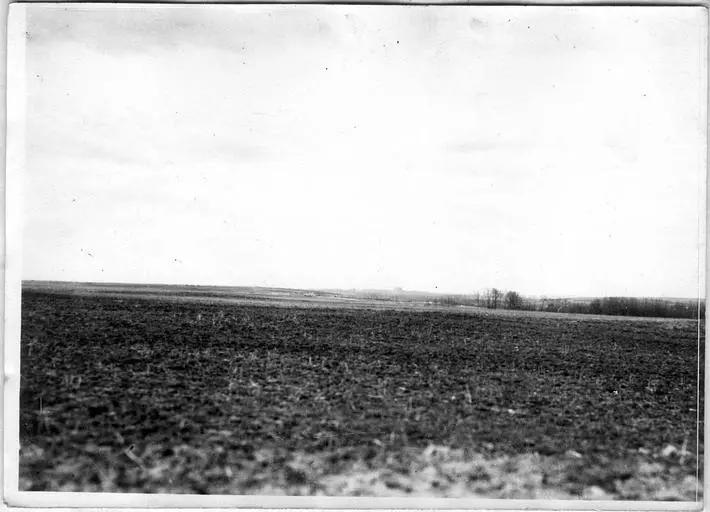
[484,288,501,309]
[504,290,523,310]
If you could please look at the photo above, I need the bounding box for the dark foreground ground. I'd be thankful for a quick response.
[19,283,704,499]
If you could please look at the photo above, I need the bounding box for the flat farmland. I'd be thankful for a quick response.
[18,283,704,499]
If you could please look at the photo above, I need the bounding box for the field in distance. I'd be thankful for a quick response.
[20,280,700,321]
[19,281,704,499]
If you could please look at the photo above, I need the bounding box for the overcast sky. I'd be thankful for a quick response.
[16,4,707,297]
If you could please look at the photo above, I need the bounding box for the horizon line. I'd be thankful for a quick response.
[21,279,705,302]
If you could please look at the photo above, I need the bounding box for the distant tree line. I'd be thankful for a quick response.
[433,288,704,319]
[476,289,705,319]
[539,296,704,319]
[345,287,704,319]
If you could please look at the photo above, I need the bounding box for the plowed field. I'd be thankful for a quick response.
[18,284,704,499]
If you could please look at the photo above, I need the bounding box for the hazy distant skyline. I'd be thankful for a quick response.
[15,4,707,298]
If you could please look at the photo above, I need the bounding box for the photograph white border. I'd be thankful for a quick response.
[2,1,707,509]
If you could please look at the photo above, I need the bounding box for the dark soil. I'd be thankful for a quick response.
[18,288,704,498]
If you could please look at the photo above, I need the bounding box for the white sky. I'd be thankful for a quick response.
[17,4,707,297]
